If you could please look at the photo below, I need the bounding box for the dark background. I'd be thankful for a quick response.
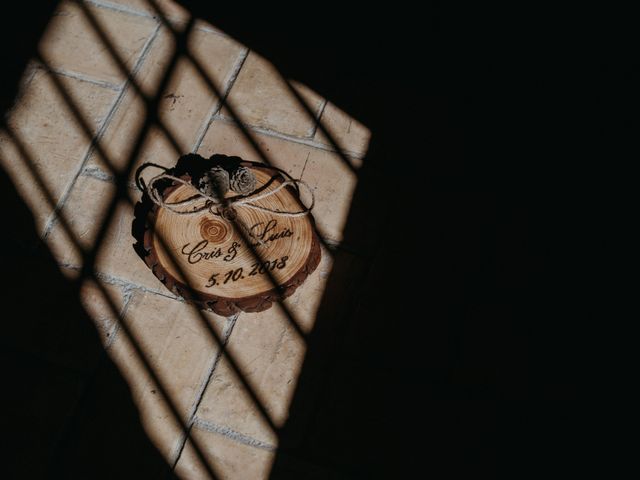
[0,1,592,478]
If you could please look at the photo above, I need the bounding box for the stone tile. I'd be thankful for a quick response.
[194,247,366,446]
[39,0,157,85]
[0,69,117,233]
[106,290,228,460]
[198,119,360,243]
[174,429,274,480]
[314,101,371,157]
[44,176,116,267]
[87,26,244,178]
[44,175,167,291]
[222,51,324,137]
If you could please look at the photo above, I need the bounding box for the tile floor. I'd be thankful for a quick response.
[0,1,372,478]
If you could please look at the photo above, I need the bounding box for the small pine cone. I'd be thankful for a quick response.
[229,166,256,195]
[198,166,229,200]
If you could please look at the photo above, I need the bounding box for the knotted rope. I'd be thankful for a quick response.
[138,164,314,220]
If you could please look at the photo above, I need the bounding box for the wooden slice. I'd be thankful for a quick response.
[134,158,321,316]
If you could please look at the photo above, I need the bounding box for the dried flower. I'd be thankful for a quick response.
[229,166,256,195]
[198,166,229,200]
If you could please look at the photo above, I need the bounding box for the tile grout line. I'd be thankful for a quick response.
[84,0,159,20]
[81,164,141,190]
[300,152,311,180]
[169,314,240,469]
[102,281,137,350]
[192,418,277,451]
[212,113,366,160]
[41,21,162,239]
[185,314,239,422]
[81,165,115,182]
[307,98,327,139]
[58,261,183,300]
[23,63,40,88]
[191,47,250,153]
[86,0,231,39]
[36,64,122,91]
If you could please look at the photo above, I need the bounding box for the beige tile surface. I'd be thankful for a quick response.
[174,429,274,480]
[44,175,116,265]
[107,290,228,460]
[40,1,157,85]
[44,175,167,291]
[0,69,117,233]
[222,51,324,137]
[314,101,371,157]
[198,119,359,243]
[87,26,245,177]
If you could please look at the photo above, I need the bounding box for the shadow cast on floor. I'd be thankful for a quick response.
[1,1,580,478]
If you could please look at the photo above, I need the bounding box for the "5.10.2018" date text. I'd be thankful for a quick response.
[205,256,289,287]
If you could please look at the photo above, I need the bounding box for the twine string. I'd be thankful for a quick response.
[144,171,315,218]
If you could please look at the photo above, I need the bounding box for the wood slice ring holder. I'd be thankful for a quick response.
[132,154,321,316]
